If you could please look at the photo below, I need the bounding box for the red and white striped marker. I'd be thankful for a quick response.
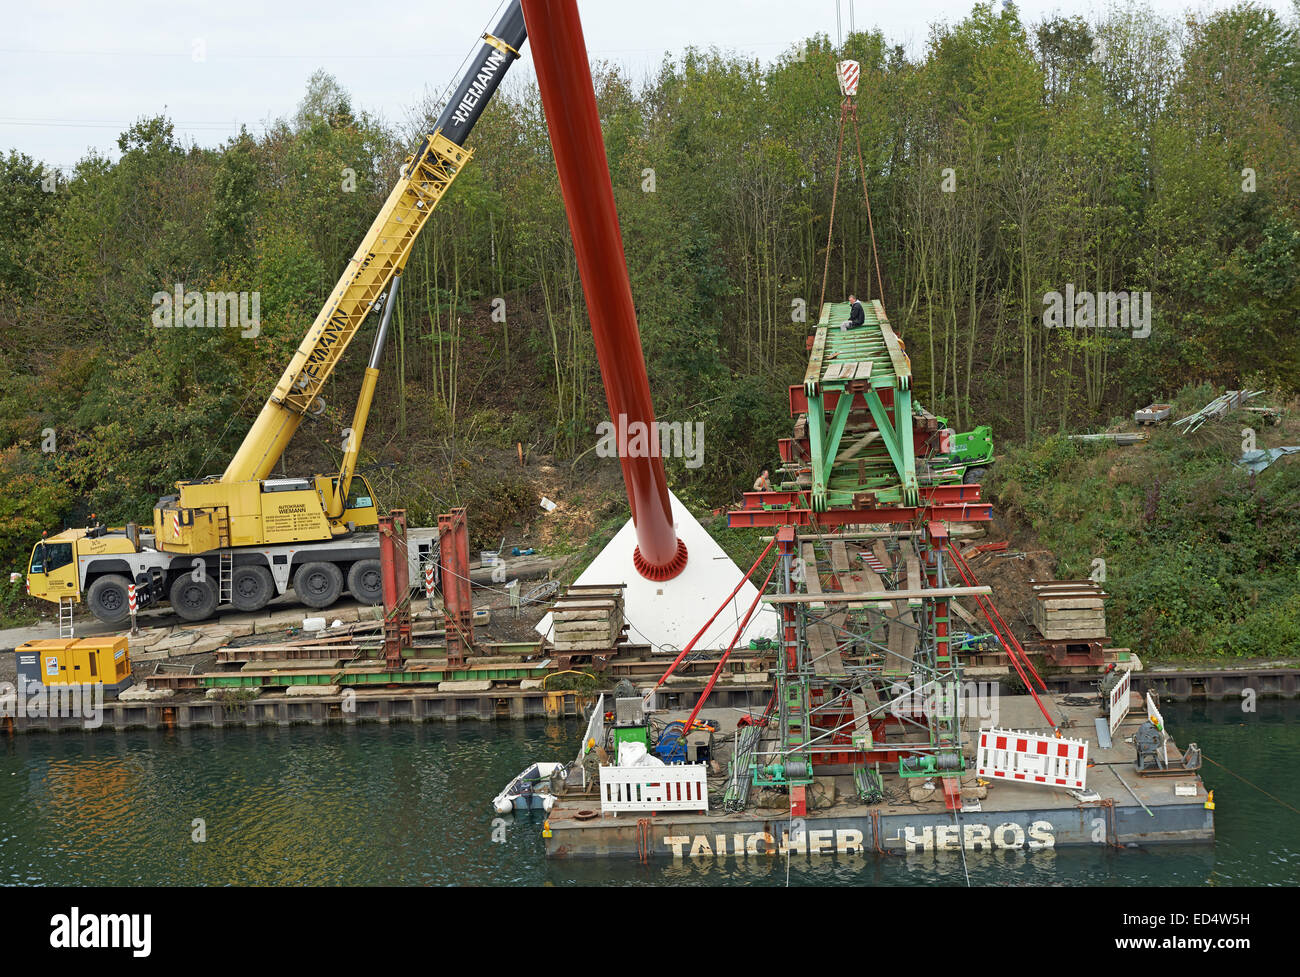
[837,60,860,97]
[424,563,436,598]
[171,512,181,537]
[862,552,888,573]
[128,583,139,634]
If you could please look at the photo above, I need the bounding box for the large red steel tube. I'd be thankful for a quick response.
[521,0,687,581]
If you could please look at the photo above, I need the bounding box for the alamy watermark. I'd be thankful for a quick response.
[1043,285,1151,338]
[887,679,1000,725]
[0,679,104,730]
[595,413,704,469]
[152,284,261,338]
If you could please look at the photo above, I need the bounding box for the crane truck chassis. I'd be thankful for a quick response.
[26,513,439,625]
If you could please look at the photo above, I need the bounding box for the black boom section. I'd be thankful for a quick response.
[430,0,528,147]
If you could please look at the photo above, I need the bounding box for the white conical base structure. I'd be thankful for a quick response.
[537,491,780,654]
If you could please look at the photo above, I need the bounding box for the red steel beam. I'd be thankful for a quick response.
[726,504,992,528]
[521,0,686,581]
[740,484,982,509]
[789,385,896,416]
[379,509,413,671]
[438,508,473,667]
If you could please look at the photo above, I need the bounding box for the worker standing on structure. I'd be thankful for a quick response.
[845,293,865,330]
[753,469,773,492]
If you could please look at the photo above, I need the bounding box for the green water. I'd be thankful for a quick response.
[0,700,1295,886]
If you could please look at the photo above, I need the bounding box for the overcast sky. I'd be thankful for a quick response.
[4,0,1294,170]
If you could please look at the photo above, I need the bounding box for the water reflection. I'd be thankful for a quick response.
[0,700,1292,885]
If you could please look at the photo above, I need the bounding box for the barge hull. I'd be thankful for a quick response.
[545,802,1214,858]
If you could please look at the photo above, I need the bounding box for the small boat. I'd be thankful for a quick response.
[492,761,566,814]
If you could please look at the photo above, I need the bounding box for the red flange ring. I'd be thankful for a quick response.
[633,539,689,581]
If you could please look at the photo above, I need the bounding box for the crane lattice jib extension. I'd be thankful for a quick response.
[221,135,470,484]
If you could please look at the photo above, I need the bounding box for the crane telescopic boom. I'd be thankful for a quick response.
[222,1,527,486]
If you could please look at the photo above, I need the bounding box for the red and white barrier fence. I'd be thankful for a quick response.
[976,727,1089,792]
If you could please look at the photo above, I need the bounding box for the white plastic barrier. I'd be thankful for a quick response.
[576,694,606,788]
[976,727,1089,791]
[1108,668,1132,736]
[1145,691,1164,731]
[599,763,710,814]
[1146,692,1168,764]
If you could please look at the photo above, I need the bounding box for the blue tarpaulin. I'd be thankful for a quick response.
[1235,447,1300,473]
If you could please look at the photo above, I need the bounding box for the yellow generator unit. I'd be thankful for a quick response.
[15,636,134,698]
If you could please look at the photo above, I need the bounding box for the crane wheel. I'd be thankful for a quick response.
[293,561,344,609]
[231,564,275,612]
[169,573,218,622]
[86,574,133,624]
[346,560,383,605]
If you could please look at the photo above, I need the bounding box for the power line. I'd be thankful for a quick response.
[0,117,273,130]
[0,39,799,61]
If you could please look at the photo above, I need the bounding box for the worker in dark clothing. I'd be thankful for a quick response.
[846,293,865,330]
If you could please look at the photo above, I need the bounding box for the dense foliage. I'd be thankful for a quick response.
[993,385,1300,659]
[1,3,1298,649]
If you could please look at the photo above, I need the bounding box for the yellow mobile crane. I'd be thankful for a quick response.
[24,2,528,624]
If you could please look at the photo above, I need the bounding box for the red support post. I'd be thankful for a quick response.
[790,786,807,818]
[438,508,473,667]
[379,509,412,672]
[942,777,963,812]
[776,526,798,671]
[520,0,687,581]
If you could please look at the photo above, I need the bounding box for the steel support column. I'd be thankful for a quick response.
[379,509,412,671]
[438,508,473,667]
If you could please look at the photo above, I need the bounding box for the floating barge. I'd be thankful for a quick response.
[545,695,1214,859]
[545,300,1214,859]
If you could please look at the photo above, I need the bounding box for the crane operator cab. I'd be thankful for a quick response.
[25,532,81,602]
